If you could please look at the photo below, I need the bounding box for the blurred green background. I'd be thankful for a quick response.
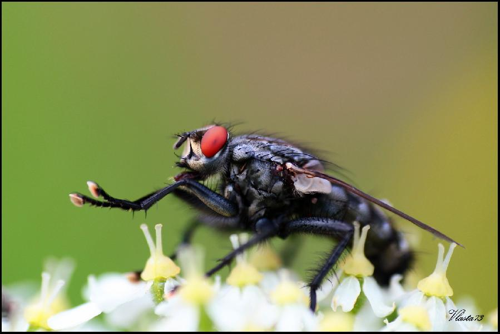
[3,3,497,312]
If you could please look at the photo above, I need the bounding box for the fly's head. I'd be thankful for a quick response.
[173,125,230,178]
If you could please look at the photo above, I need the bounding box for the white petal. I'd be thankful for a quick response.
[105,294,155,328]
[150,302,199,331]
[388,274,406,302]
[259,271,281,295]
[381,316,403,332]
[401,289,426,308]
[87,274,149,312]
[396,323,419,331]
[363,276,395,318]
[381,316,420,332]
[445,297,473,331]
[354,302,385,331]
[316,270,343,303]
[47,302,102,330]
[275,304,317,331]
[213,275,222,291]
[208,285,279,331]
[207,286,247,331]
[240,285,279,330]
[155,295,183,317]
[70,320,110,332]
[332,276,361,313]
[2,317,29,332]
[426,296,447,331]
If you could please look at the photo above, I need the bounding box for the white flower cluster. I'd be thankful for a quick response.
[2,223,497,332]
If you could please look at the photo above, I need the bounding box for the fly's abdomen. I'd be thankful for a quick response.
[311,187,414,286]
[354,196,414,286]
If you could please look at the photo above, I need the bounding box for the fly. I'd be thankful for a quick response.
[69,123,463,311]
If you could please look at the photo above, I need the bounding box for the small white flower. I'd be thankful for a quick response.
[353,301,386,331]
[386,243,459,331]
[24,272,66,330]
[208,285,279,331]
[331,222,395,318]
[49,224,179,330]
[3,258,74,332]
[207,234,279,331]
[48,273,152,330]
[153,246,218,331]
[269,271,318,331]
[24,258,75,331]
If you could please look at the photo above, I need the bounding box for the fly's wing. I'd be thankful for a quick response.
[285,163,464,248]
[290,159,333,194]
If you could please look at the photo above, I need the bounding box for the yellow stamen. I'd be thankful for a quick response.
[140,224,180,281]
[342,222,374,277]
[179,277,214,305]
[417,243,456,297]
[227,262,263,287]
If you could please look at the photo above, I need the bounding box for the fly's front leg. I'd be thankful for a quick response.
[281,218,354,312]
[69,179,238,217]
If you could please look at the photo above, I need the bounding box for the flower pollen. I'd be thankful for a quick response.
[270,275,308,306]
[179,277,214,305]
[319,311,354,332]
[226,234,263,287]
[399,305,432,331]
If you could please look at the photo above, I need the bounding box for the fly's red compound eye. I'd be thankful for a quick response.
[201,126,228,158]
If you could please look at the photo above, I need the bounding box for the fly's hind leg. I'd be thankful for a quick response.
[281,217,354,312]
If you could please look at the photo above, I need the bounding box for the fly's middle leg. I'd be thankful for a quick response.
[205,218,278,277]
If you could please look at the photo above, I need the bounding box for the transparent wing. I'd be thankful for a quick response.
[285,163,464,248]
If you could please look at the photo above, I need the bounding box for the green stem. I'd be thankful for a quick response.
[151,279,166,304]
[351,277,366,315]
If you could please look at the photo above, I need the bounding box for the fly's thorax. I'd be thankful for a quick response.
[228,159,294,220]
